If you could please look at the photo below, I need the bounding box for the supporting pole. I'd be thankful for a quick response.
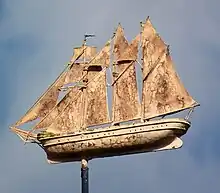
[81,159,89,193]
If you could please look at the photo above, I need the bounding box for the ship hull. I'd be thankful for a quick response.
[39,118,190,164]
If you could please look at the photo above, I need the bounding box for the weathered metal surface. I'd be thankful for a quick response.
[90,41,111,67]
[118,34,140,62]
[40,118,190,163]
[35,65,85,129]
[141,18,196,120]
[142,54,196,119]
[113,24,129,61]
[112,61,140,123]
[10,17,199,164]
[36,42,111,131]
[64,64,84,85]
[71,46,97,63]
[45,88,84,133]
[14,71,68,126]
[112,25,140,123]
[85,69,109,127]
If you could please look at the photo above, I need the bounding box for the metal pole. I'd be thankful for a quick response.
[81,159,89,193]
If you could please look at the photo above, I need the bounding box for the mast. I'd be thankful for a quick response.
[111,24,140,124]
[140,17,198,120]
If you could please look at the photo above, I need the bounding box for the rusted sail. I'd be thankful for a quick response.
[45,67,108,133]
[32,64,85,129]
[141,19,167,82]
[112,28,140,123]
[71,46,97,63]
[141,18,197,119]
[85,67,109,126]
[14,71,67,127]
[64,64,84,86]
[36,41,111,131]
[46,87,84,133]
[89,40,111,67]
[13,49,87,127]
[118,34,140,62]
[113,23,129,60]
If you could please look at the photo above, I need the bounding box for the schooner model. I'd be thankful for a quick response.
[10,17,199,164]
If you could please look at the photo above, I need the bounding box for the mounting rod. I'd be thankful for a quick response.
[81,159,89,193]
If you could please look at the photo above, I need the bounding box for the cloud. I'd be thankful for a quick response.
[1,0,220,193]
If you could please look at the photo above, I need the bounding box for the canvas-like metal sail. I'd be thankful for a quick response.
[118,34,140,62]
[84,67,109,127]
[36,40,111,132]
[113,23,129,60]
[141,18,197,120]
[64,46,97,85]
[89,40,111,67]
[63,64,84,86]
[84,41,111,126]
[46,87,84,133]
[112,26,140,123]
[13,48,87,127]
[14,68,68,127]
[71,46,97,63]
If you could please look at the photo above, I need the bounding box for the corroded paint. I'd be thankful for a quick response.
[118,34,140,62]
[112,62,140,123]
[90,40,111,67]
[113,24,129,60]
[71,46,97,63]
[85,69,109,126]
[141,18,196,119]
[15,71,67,126]
[42,119,189,161]
[45,88,84,133]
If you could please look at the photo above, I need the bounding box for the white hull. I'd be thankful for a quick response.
[38,118,190,164]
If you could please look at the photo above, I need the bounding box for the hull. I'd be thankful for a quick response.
[39,118,190,164]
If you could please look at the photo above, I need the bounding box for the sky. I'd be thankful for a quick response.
[1,0,220,193]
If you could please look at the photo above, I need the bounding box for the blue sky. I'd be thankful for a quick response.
[1,0,220,193]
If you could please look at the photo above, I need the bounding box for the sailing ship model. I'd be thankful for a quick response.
[10,17,199,164]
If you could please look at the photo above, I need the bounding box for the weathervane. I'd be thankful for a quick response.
[10,17,199,193]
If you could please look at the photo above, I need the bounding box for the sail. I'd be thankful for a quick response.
[45,68,108,133]
[14,71,67,127]
[35,40,111,131]
[113,23,129,60]
[89,40,111,67]
[71,46,97,64]
[84,40,111,126]
[112,28,140,123]
[46,87,84,133]
[85,67,109,126]
[118,34,140,61]
[13,48,87,127]
[64,64,84,86]
[141,18,196,119]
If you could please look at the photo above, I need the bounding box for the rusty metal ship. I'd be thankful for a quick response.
[10,17,199,164]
